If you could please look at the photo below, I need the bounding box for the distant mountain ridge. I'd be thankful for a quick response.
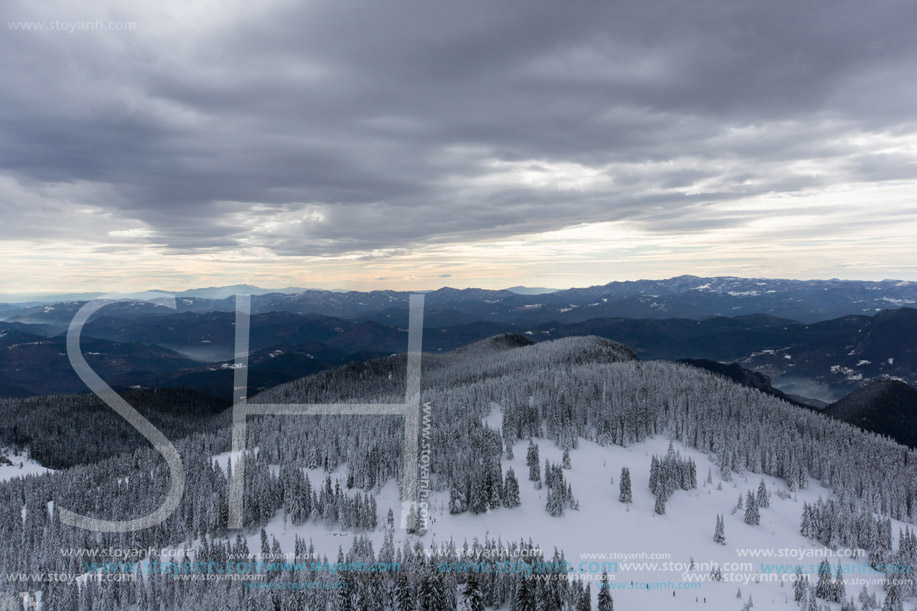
[2,307,915,401]
[1,275,915,325]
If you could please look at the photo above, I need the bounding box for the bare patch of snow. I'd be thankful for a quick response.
[0,448,52,482]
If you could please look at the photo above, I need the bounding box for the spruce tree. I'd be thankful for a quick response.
[597,572,614,611]
[503,468,521,508]
[469,476,488,514]
[881,577,902,611]
[450,482,467,514]
[618,467,632,504]
[514,576,536,611]
[756,479,770,508]
[577,583,592,611]
[462,573,485,611]
[815,559,832,600]
[807,585,818,611]
[833,561,846,603]
[546,484,563,517]
[394,573,413,611]
[526,441,540,483]
[714,514,726,545]
[337,571,355,611]
[744,490,760,526]
[793,568,807,602]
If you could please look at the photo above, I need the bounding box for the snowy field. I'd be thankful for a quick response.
[0,447,51,483]
[206,405,899,610]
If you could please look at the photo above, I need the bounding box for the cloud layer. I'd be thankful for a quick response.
[1,0,916,290]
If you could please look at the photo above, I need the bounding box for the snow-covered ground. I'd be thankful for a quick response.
[0,447,51,483]
[197,404,902,610]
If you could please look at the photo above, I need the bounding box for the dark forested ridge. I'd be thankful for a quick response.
[676,358,821,408]
[0,388,230,469]
[0,326,201,396]
[824,380,917,448]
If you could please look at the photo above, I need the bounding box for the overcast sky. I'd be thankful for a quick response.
[1,0,916,293]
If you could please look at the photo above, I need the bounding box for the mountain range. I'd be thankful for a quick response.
[2,306,916,403]
[1,276,915,424]
[2,275,915,328]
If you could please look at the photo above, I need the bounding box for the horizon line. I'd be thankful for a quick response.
[1,273,915,303]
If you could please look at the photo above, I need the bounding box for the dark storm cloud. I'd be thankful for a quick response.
[1,0,915,253]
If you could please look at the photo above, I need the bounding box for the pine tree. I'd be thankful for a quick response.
[577,583,592,611]
[793,568,807,602]
[526,441,541,483]
[744,490,760,525]
[546,484,563,517]
[815,559,832,600]
[833,561,846,603]
[469,475,488,514]
[394,573,413,611]
[503,468,521,508]
[419,576,440,611]
[562,448,572,469]
[514,576,536,611]
[882,577,902,611]
[714,514,726,544]
[859,585,874,610]
[337,571,355,611]
[649,455,660,495]
[654,489,666,515]
[487,465,503,510]
[756,479,770,508]
[807,585,819,611]
[462,573,485,611]
[597,572,614,611]
[618,467,632,504]
[449,480,467,514]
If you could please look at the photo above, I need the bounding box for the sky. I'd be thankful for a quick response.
[1,0,916,294]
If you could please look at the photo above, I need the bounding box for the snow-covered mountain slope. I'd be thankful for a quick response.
[222,432,896,610]
[2,334,915,610]
[0,448,51,483]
